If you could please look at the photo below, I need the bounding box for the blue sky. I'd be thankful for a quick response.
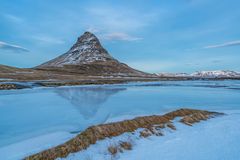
[0,0,239,73]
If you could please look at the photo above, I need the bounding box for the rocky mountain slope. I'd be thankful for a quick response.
[37,32,149,77]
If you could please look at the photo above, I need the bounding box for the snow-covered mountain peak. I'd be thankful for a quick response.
[70,32,99,51]
[39,32,115,67]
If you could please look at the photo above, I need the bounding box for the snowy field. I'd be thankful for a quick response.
[60,111,240,160]
[0,80,240,160]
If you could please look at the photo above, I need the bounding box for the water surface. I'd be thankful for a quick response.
[0,80,240,159]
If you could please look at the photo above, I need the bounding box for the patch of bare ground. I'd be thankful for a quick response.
[25,108,223,160]
[0,83,29,90]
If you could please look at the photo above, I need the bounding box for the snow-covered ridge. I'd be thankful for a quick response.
[157,70,240,78]
[191,70,240,78]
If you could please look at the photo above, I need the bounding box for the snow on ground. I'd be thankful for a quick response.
[0,78,13,81]
[120,113,240,160]
[60,111,240,160]
[0,132,75,160]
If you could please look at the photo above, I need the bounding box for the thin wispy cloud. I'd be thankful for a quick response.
[3,14,23,23]
[211,60,222,64]
[204,40,240,49]
[0,41,29,52]
[85,6,159,32]
[86,27,99,33]
[102,32,143,41]
[32,35,65,44]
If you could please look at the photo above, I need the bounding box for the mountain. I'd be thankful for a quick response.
[190,70,240,78]
[39,32,113,67]
[157,72,189,77]
[0,64,21,73]
[37,32,150,77]
[157,70,240,79]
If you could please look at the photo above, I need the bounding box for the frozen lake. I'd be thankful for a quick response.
[0,80,240,159]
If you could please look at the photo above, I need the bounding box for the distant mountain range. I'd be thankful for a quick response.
[157,70,240,79]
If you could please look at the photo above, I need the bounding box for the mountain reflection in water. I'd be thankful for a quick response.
[56,87,126,118]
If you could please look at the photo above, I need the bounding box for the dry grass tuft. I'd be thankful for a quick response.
[140,129,152,138]
[166,123,176,130]
[108,145,118,155]
[119,141,132,150]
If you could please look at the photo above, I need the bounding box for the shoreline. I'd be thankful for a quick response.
[0,77,240,91]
